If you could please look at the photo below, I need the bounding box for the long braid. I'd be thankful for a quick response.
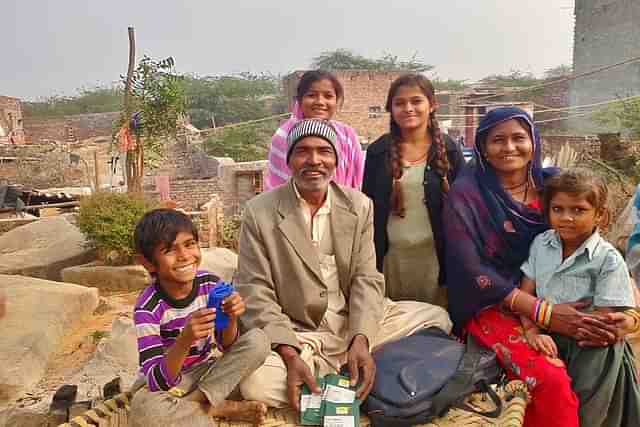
[429,112,450,193]
[385,73,451,216]
[388,118,406,217]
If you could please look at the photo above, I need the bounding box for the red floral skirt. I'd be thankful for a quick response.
[466,306,579,427]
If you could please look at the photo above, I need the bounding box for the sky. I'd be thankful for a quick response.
[1,0,575,100]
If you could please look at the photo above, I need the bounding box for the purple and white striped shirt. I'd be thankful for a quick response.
[133,271,219,392]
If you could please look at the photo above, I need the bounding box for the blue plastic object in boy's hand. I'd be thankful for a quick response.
[207,282,234,331]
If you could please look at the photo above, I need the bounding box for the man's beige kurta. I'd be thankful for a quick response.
[236,180,451,407]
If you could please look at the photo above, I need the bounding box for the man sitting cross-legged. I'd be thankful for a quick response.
[236,119,452,410]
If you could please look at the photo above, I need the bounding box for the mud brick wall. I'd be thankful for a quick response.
[184,210,212,248]
[145,178,224,211]
[0,142,111,189]
[145,139,222,182]
[218,160,268,215]
[24,112,119,143]
[0,96,25,144]
[283,70,404,144]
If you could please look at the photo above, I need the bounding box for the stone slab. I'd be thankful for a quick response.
[0,215,95,281]
[0,275,99,403]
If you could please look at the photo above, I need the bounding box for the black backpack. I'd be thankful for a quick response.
[362,327,503,427]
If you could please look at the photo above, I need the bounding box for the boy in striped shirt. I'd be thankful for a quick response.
[129,209,270,426]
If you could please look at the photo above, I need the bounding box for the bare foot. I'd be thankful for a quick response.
[210,400,267,425]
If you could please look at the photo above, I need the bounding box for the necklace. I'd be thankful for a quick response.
[403,152,428,167]
[503,180,527,191]
[509,180,530,203]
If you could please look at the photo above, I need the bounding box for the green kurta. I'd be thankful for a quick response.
[383,161,446,305]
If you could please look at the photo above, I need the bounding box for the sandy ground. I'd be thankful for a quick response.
[5,291,640,422]
[8,291,139,414]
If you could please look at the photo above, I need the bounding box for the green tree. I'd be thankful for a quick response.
[543,64,573,80]
[23,86,123,118]
[311,49,433,72]
[479,69,540,87]
[431,78,469,91]
[593,96,640,139]
[203,119,279,162]
[183,73,286,129]
[121,55,186,193]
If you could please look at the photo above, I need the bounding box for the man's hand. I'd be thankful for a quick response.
[278,345,320,412]
[222,291,245,320]
[576,311,636,346]
[575,316,620,347]
[347,334,376,400]
[179,308,216,345]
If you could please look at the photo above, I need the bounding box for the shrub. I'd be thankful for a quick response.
[76,191,157,265]
[220,214,242,252]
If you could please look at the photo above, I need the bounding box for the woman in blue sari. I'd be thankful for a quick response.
[443,107,638,427]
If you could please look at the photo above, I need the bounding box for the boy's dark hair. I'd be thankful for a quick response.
[134,209,199,264]
[543,168,609,219]
[296,70,344,107]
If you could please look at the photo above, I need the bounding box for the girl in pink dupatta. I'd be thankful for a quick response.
[265,70,364,190]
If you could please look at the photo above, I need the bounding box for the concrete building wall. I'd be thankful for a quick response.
[570,0,640,133]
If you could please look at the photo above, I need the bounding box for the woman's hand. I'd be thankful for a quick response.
[547,301,590,337]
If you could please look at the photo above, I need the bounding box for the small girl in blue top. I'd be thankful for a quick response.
[517,168,640,427]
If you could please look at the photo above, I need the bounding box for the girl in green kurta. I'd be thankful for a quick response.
[362,74,464,306]
[384,160,440,303]
[517,169,640,427]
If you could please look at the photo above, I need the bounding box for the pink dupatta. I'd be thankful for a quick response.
[264,103,364,191]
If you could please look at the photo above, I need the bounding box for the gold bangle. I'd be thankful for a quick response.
[544,302,553,329]
[509,289,521,312]
[537,301,547,327]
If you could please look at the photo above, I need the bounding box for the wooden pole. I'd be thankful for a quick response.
[124,27,139,193]
[93,150,100,191]
[0,201,80,213]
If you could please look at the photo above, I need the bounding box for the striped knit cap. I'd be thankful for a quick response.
[286,119,338,164]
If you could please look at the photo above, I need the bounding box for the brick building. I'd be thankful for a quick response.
[283,70,406,145]
[0,96,26,145]
[457,100,534,148]
[23,111,119,143]
[0,139,113,190]
[283,71,572,146]
[143,137,267,216]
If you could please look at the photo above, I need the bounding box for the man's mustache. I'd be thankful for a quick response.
[300,167,328,176]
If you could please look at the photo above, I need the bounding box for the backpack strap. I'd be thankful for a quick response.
[430,336,503,418]
[455,380,502,418]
